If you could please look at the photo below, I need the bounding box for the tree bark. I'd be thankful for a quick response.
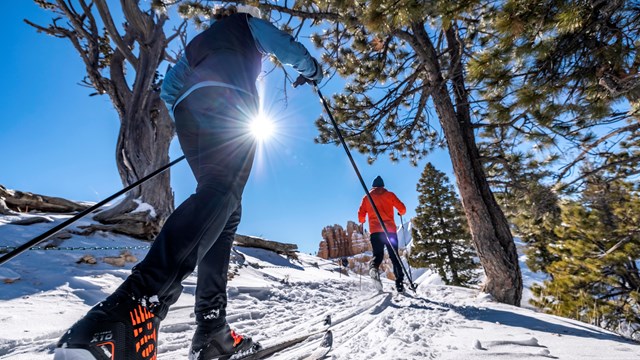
[88,0,175,239]
[409,22,522,305]
[27,0,182,240]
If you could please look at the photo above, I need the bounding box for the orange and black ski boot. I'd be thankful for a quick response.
[54,292,161,360]
[189,322,259,360]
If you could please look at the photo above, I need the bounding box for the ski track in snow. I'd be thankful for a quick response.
[1,219,640,359]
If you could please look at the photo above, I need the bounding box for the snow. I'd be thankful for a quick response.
[1,213,639,359]
[131,198,157,218]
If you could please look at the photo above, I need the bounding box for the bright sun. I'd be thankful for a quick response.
[250,114,275,141]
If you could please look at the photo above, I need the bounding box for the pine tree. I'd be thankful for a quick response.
[466,0,639,299]
[531,175,640,339]
[470,0,640,192]
[482,149,562,274]
[409,163,479,287]
[260,0,523,305]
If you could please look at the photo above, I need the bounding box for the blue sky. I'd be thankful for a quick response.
[0,2,453,254]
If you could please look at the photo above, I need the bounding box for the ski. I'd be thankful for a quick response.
[299,330,333,360]
[234,330,332,360]
[233,315,333,360]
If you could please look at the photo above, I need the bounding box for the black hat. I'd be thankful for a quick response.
[372,176,384,187]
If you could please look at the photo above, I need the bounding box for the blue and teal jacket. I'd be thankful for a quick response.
[160,13,322,117]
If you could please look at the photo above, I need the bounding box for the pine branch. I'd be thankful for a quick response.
[556,121,640,186]
[259,3,343,22]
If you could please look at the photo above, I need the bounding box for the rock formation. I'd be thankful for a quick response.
[318,221,371,259]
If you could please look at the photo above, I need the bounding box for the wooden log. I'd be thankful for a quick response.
[0,185,89,213]
[234,234,298,255]
[8,216,54,226]
[0,198,16,215]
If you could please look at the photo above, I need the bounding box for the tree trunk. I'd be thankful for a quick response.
[92,96,175,239]
[234,234,299,256]
[86,1,176,239]
[411,23,522,305]
[91,37,175,239]
[27,0,181,240]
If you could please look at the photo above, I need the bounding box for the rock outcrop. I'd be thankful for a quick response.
[318,221,371,259]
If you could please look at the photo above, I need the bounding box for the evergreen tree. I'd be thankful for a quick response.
[531,175,640,339]
[470,0,640,193]
[410,163,479,287]
[259,0,523,305]
[482,147,562,274]
[468,0,639,288]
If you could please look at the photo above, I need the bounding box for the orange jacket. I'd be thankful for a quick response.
[358,187,406,234]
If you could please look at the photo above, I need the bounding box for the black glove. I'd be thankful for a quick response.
[292,74,316,88]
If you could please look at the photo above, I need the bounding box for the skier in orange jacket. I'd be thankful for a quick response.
[358,175,407,292]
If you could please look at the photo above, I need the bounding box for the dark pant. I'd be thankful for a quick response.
[369,232,404,285]
[118,86,257,323]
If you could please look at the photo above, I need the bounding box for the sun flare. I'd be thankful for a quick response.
[250,114,275,141]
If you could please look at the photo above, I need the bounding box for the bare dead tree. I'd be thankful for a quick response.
[26,0,188,239]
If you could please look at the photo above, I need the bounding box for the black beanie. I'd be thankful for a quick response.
[372,176,384,187]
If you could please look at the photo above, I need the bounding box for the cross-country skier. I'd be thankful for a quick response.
[54,4,322,360]
[358,176,407,293]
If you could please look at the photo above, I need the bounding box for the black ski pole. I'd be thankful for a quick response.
[0,155,186,266]
[313,83,417,291]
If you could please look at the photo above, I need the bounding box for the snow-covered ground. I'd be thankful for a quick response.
[1,213,639,359]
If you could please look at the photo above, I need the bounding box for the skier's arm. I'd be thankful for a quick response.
[391,192,406,216]
[358,197,368,224]
[247,17,322,83]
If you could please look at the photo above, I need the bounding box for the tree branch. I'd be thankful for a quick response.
[556,121,640,183]
[94,0,139,67]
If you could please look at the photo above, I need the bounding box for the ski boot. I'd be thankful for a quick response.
[369,267,383,292]
[396,281,405,294]
[54,292,160,360]
[189,322,259,360]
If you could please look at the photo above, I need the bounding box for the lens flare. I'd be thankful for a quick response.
[250,113,274,141]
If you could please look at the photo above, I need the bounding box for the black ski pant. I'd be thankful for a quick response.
[118,86,257,324]
[369,232,404,285]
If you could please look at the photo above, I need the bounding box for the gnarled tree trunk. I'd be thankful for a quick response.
[27,0,187,239]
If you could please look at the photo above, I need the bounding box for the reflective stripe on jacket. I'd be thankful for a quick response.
[160,14,322,116]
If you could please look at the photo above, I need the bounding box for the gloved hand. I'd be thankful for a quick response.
[292,74,316,88]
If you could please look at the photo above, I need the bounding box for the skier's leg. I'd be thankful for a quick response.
[194,203,241,325]
[189,204,255,358]
[120,87,257,318]
[368,232,385,291]
[55,87,257,360]
[369,232,385,270]
[384,233,404,289]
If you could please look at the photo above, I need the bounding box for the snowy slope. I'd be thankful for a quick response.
[1,213,639,359]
